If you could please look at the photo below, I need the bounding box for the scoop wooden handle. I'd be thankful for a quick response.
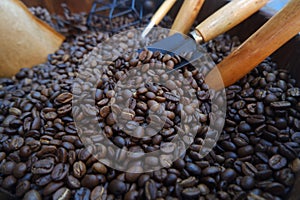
[150,0,177,25]
[194,0,269,43]
[169,0,205,35]
[205,0,300,90]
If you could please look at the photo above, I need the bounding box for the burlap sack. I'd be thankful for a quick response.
[0,0,65,77]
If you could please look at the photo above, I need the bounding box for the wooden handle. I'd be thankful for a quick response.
[151,0,177,25]
[205,0,300,90]
[169,0,205,35]
[195,0,269,43]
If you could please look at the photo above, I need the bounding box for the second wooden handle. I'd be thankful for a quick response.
[151,0,177,25]
[205,0,300,90]
[170,0,205,35]
[195,0,269,43]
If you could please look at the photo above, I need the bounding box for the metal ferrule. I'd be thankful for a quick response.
[190,30,204,44]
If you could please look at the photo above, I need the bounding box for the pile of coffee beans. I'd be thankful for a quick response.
[0,5,300,200]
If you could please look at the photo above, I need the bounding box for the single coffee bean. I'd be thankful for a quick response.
[241,176,255,190]
[67,175,80,189]
[55,92,73,104]
[31,158,55,175]
[108,179,127,196]
[185,163,201,176]
[43,181,64,196]
[74,187,91,200]
[124,190,138,200]
[35,174,52,187]
[23,190,42,200]
[179,177,198,188]
[13,162,27,178]
[237,145,254,157]
[153,169,168,182]
[269,154,287,170]
[2,175,17,189]
[265,182,285,196]
[91,186,106,200]
[53,187,71,200]
[145,180,157,200]
[92,162,107,174]
[221,168,237,183]
[16,180,30,197]
[202,166,220,176]
[81,174,99,189]
[182,187,201,199]
[125,166,142,182]
[73,161,86,178]
[2,161,16,175]
[51,163,69,181]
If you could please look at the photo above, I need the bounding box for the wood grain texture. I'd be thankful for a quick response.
[195,0,269,42]
[170,0,205,35]
[205,0,300,90]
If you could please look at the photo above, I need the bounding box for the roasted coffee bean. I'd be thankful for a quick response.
[182,187,201,199]
[265,182,285,196]
[16,180,31,197]
[13,162,27,178]
[81,174,99,189]
[269,154,287,170]
[202,166,220,176]
[51,163,69,181]
[35,174,52,187]
[238,122,251,132]
[23,190,42,200]
[43,181,64,196]
[55,92,73,104]
[246,115,265,125]
[241,176,255,190]
[74,187,91,200]
[92,162,107,174]
[31,158,54,175]
[237,145,254,157]
[108,179,127,196]
[53,187,71,200]
[278,144,297,160]
[124,190,138,200]
[125,166,142,182]
[91,186,106,200]
[275,168,295,186]
[67,175,80,189]
[153,169,168,182]
[271,101,291,109]
[73,161,86,178]
[164,92,180,102]
[221,168,237,183]
[185,163,201,176]
[2,175,17,189]
[2,161,16,175]
[145,180,157,200]
[164,173,177,186]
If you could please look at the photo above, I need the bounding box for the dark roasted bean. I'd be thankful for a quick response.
[269,154,287,170]
[109,179,127,196]
[31,158,55,175]
[73,161,86,178]
[51,163,69,181]
[53,187,71,200]
[23,190,42,200]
